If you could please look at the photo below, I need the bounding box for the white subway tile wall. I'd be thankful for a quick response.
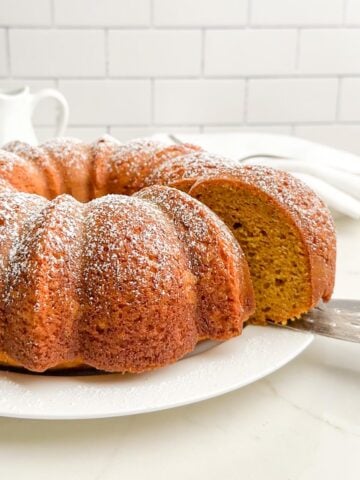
[0,0,52,26]
[1,0,360,154]
[154,79,245,124]
[109,30,202,77]
[110,126,201,142]
[54,0,150,27]
[10,29,106,77]
[339,78,360,121]
[251,0,343,26]
[298,29,360,74]
[153,0,248,26]
[247,79,338,123]
[205,30,297,75]
[59,80,151,124]
[345,0,360,25]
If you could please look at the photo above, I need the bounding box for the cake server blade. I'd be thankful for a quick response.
[270,299,360,343]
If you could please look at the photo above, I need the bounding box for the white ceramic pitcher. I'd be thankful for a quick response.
[0,86,69,146]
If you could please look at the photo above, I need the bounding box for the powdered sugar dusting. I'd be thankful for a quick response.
[0,150,22,173]
[0,192,47,347]
[0,193,46,277]
[42,138,91,173]
[137,186,209,271]
[3,141,45,165]
[2,141,58,186]
[4,194,83,307]
[82,194,187,297]
[111,138,166,175]
[146,150,237,187]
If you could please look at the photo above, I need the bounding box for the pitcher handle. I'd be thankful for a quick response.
[31,89,69,138]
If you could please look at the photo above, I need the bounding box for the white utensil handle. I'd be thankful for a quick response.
[31,89,69,137]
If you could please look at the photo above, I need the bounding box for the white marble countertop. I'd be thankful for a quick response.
[0,156,359,479]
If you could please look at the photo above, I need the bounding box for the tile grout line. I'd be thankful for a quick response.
[6,25,360,30]
[33,122,360,128]
[6,74,358,81]
[57,120,360,127]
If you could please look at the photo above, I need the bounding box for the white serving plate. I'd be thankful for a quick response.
[0,325,313,420]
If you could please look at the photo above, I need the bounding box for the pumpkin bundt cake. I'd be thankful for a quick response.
[0,135,335,373]
[0,137,255,373]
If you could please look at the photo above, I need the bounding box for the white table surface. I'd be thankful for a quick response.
[0,156,360,480]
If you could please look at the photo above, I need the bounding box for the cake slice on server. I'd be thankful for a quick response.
[147,153,336,325]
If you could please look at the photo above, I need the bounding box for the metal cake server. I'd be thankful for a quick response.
[271,299,360,343]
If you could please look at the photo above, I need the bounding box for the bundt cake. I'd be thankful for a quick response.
[0,135,335,373]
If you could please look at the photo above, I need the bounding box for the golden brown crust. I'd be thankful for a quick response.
[42,138,93,202]
[3,195,83,371]
[91,135,122,198]
[0,149,48,196]
[0,193,47,351]
[92,138,200,197]
[3,141,60,198]
[145,150,233,193]
[0,351,85,372]
[78,194,199,372]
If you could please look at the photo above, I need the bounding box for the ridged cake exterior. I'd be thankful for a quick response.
[0,136,255,372]
[0,135,335,371]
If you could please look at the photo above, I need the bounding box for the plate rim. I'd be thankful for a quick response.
[0,327,314,420]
